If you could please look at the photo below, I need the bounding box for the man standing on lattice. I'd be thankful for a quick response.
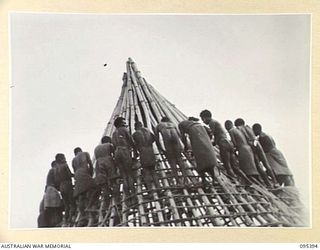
[178,117,218,186]
[200,110,237,179]
[155,117,188,185]
[234,118,279,188]
[252,123,295,187]
[133,121,161,196]
[111,117,138,204]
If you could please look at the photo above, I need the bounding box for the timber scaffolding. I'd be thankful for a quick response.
[79,57,307,227]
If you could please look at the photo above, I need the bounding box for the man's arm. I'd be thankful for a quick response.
[154,125,164,152]
[228,130,238,151]
[150,131,155,143]
[178,124,188,151]
[110,144,115,158]
[208,120,218,146]
[126,129,138,158]
[71,159,77,173]
[65,163,74,178]
[86,152,94,177]
[175,125,182,138]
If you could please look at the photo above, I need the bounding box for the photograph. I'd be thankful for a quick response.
[9,13,310,229]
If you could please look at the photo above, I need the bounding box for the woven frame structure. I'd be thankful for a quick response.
[73,58,306,227]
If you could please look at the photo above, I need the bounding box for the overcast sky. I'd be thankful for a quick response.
[10,13,310,228]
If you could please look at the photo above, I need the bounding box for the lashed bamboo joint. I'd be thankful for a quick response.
[85,58,306,227]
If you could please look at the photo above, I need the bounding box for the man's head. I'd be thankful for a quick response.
[74,147,82,156]
[114,117,126,128]
[199,109,212,125]
[161,117,170,122]
[51,160,58,168]
[252,123,262,136]
[134,121,143,130]
[55,153,66,163]
[224,120,234,131]
[101,136,112,144]
[234,118,245,127]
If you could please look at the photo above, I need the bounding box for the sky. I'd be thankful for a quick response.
[10,13,310,228]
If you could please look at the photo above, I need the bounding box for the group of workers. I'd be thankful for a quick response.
[37,109,294,227]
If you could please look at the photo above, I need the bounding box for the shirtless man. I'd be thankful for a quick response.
[111,117,137,199]
[234,118,278,187]
[200,110,237,178]
[179,118,218,186]
[72,147,96,224]
[252,123,294,186]
[155,117,187,185]
[55,153,76,224]
[43,161,63,227]
[133,121,160,194]
[88,136,120,210]
[224,120,260,185]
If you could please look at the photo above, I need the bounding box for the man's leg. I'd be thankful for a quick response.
[151,166,161,190]
[101,184,112,210]
[207,166,216,185]
[168,158,182,185]
[78,193,86,216]
[219,142,236,178]
[143,167,153,192]
[86,186,101,210]
[252,149,272,187]
[61,192,70,223]
[177,156,189,184]
[256,144,278,185]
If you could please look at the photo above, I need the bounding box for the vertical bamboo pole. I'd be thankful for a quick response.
[126,64,148,226]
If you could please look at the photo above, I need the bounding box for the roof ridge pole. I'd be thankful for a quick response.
[129,60,152,131]
[126,62,136,134]
[126,60,148,226]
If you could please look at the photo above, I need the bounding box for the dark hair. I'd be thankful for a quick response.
[101,136,111,144]
[188,116,199,122]
[114,117,125,128]
[234,118,245,127]
[199,109,212,118]
[55,153,65,162]
[252,123,262,133]
[74,147,82,155]
[224,120,233,130]
[134,121,143,128]
[51,160,57,168]
[161,117,170,122]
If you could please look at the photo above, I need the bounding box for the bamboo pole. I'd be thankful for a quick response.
[126,65,148,226]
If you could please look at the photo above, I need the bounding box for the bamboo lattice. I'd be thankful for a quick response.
[75,58,306,227]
